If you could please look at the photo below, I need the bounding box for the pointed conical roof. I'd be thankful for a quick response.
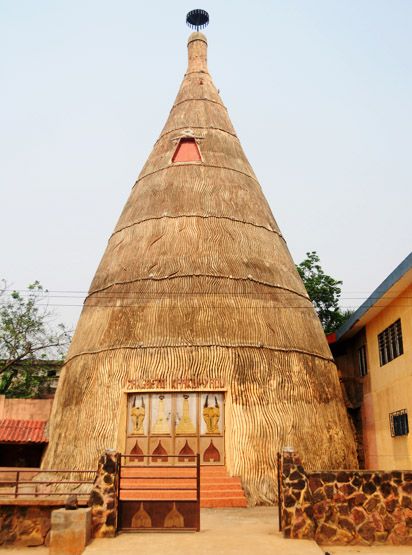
[43,32,356,504]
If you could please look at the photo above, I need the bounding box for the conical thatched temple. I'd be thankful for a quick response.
[43,29,357,504]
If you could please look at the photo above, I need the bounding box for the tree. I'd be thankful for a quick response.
[296,251,352,333]
[0,281,71,398]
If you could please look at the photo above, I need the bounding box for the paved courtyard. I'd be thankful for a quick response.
[84,507,322,555]
[7,507,412,554]
[327,548,412,555]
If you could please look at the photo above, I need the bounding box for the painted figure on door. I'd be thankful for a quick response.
[130,396,145,435]
[203,395,220,434]
[152,395,170,434]
[176,394,196,434]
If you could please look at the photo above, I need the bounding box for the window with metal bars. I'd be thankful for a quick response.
[358,345,368,377]
[378,319,403,366]
[390,409,409,437]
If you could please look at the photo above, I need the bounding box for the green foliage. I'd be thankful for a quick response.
[296,252,352,333]
[0,281,71,398]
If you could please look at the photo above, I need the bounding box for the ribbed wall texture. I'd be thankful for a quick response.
[43,32,357,504]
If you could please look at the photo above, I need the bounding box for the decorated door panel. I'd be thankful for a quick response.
[150,393,172,465]
[125,391,224,465]
[127,393,149,465]
[200,392,224,464]
[175,393,198,464]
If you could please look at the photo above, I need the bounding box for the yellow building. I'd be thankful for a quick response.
[333,252,412,469]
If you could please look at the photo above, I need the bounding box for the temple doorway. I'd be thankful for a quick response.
[125,392,225,466]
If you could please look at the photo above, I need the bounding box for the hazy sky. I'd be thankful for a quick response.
[1,0,411,329]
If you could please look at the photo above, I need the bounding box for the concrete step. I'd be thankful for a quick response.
[201,483,243,492]
[120,483,243,494]
[201,489,246,499]
[201,497,248,508]
[120,482,241,490]
[202,467,247,507]
[200,476,242,486]
[120,490,197,501]
[121,467,196,478]
[119,464,248,508]
[120,478,196,488]
[200,467,228,474]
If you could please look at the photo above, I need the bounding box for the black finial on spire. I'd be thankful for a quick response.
[186,9,209,31]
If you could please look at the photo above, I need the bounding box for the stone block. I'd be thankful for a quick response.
[318,522,337,539]
[362,481,377,495]
[364,495,380,513]
[284,494,296,508]
[401,495,412,509]
[321,472,336,484]
[373,474,382,486]
[358,520,376,543]
[352,475,362,487]
[380,481,392,497]
[339,483,356,496]
[348,492,367,509]
[337,503,350,516]
[385,498,398,513]
[49,508,91,555]
[336,471,350,483]
[375,531,389,542]
[402,482,412,495]
[308,476,323,493]
[351,507,366,525]
[292,479,306,491]
[338,517,355,534]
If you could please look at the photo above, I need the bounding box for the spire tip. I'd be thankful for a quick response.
[186,9,209,32]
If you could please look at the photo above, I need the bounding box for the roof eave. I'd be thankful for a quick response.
[0,440,48,445]
[335,252,412,342]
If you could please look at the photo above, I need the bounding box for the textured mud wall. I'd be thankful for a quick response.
[43,31,357,505]
[281,450,412,545]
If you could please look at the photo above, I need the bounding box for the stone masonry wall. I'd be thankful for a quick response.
[0,504,53,547]
[88,450,120,538]
[281,450,412,545]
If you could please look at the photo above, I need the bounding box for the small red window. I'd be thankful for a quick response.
[172,138,201,163]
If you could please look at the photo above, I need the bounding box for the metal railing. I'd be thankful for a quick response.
[0,469,95,502]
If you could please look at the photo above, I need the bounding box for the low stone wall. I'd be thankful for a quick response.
[88,450,120,538]
[0,450,116,546]
[281,450,412,545]
[0,501,58,547]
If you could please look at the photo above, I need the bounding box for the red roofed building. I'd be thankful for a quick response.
[0,419,48,444]
[0,397,52,467]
